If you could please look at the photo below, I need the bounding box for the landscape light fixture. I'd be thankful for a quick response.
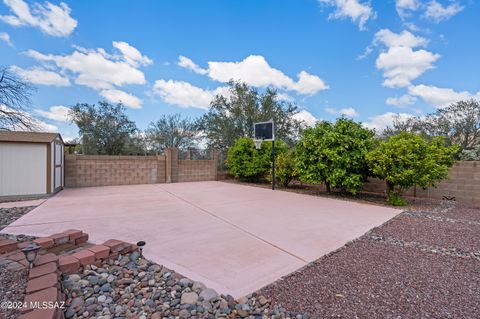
[136,241,146,257]
[254,139,263,150]
[21,243,41,269]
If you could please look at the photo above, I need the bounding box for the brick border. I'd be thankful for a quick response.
[0,230,137,319]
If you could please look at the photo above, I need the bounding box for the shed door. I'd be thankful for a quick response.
[54,141,64,191]
[0,143,47,196]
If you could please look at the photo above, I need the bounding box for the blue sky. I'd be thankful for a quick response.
[0,0,479,140]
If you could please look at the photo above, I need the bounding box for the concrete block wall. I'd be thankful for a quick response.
[65,149,218,188]
[362,161,480,204]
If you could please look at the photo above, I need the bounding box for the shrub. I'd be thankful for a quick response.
[266,149,297,187]
[366,132,458,205]
[295,118,375,195]
[226,137,286,181]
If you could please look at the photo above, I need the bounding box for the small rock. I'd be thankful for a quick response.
[199,288,218,302]
[181,292,198,304]
[98,295,107,303]
[192,281,207,292]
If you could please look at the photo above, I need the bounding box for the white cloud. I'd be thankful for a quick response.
[424,0,463,23]
[386,94,417,106]
[100,89,142,109]
[318,0,376,30]
[153,80,220,109]
[325,106,358,117]
[408,84,480,108]
[205,55,328,95]
[0,0,77,37]
[26,44,148,90]
[178,56,208,75]
[396,0,419,18]
[112,41,153,67]
[363,112,413,132]
[35,105,70,122]
[0,32,12,46]
[10,65,70,86]
[374,29,428,48]
[293,110,318,127]
[1,104,58,131]
[372,29,439,88]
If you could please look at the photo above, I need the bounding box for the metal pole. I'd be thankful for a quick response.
[271,140,275,190]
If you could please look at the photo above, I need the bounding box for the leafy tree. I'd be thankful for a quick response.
[145,114,198,153]
[295,118,375,195]
[366,132,458,205]
[0,66,36,131]
[197,81,302,150]
[226,137,287,181]
[384,99,480,158]
[70,101,138,155]
[271,149,297,187]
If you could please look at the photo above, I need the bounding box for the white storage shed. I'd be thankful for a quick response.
[0,131,64,198]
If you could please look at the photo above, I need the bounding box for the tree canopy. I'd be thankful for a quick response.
[69,101,138,155]
[384,99,480,159]
[145,114,198,153]
[367,132,458,205]
[0,66,36,131]
[295,118,376,195]
[197,81,302,150]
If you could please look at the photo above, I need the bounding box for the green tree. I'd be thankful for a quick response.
[226,137,287,181]
[367,132,458,205]
[384,99,480,158]
[295,118,375,195]
[145,114,198,153]
[272,149,297,187]
[70,101,138,155]
[197,81,303,150]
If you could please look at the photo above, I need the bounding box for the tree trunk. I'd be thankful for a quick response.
[325,181,331,193]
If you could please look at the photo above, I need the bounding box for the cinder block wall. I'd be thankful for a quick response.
[65,149,218,187]
[362,161,480,204]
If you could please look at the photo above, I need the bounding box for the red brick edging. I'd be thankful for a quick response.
[0,230,137,319]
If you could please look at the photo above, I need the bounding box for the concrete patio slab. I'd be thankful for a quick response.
[1,181,400,298]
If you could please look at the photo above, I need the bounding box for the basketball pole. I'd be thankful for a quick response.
[271,140,275,190]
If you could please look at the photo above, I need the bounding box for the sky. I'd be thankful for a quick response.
[0,0,479,141]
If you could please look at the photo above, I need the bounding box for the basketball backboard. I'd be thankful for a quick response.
[254,121,274,141]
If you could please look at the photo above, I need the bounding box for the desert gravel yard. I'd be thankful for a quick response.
[261,202,480,318]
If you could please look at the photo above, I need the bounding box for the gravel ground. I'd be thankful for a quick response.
[0,206,36,231]
[63,252,309,319]
[372,214,480,253]
[434,205,480,223]
[261,239,480,318]
[261,201,480,318]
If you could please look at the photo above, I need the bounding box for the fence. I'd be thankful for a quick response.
[362,161,480,204]
[65,148,219,188]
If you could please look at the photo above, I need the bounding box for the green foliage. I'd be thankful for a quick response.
[226,137,286,181]
[197,81,303,150]
[367,132,459,204]
[295,118,376,195]
[386,190,407,206]
[145,114,198,153]
[70,101,138,155]
[384,99,480,158]
[274,149,297,187]
[459,144,480,160]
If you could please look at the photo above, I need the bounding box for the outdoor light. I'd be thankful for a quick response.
[136,241,146,257]
[254,139,262,150]
[21,243,41,269]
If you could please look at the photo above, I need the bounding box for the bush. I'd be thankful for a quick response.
[226,137,286,181]
[366,132,458,205]
[266,149,297,187]
[295,118,375,195]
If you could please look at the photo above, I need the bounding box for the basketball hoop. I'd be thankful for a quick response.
[254,139,263,150]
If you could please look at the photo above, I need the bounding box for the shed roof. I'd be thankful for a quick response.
[0,131,62,143]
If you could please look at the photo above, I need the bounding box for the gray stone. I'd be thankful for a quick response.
[179,278,193,287]
[100,283,111,292]
[199,288,218,302]
[70,297,84,312]
[181,292,198,304]
[179,309,190,318]
[148,264,161,272]
[98,295,107,303]
[192,281,207,292]
[65,308,76,318]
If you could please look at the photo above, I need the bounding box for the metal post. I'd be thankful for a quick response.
[271,140,275,190]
